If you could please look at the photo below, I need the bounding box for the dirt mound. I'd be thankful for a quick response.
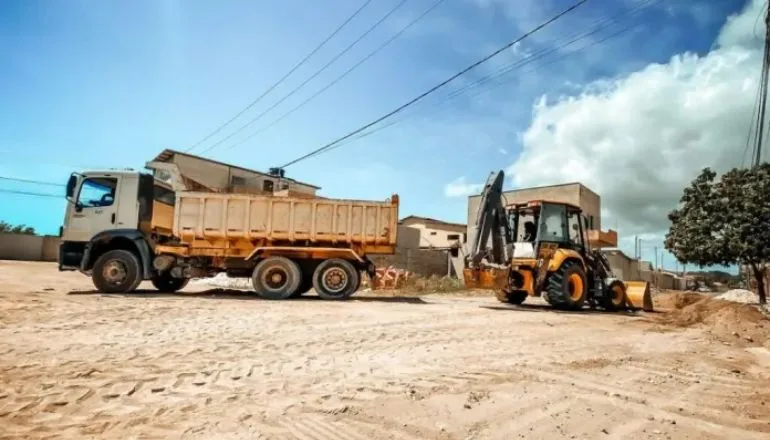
[655,293,770,345]
[654,291,705,310]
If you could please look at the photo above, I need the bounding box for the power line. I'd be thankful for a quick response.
[0,176,65,187]
[0,188,61,199]
[184,0,375,153]
[197,0,411,156]
[327,0,657,151]
[217,0,448,155]
[277,0,591,168]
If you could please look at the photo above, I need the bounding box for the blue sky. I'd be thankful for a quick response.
[0,0,755,271]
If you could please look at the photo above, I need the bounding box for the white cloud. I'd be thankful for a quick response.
[498,147,508,155]
[508,0,766,239]
[444,176,483,197]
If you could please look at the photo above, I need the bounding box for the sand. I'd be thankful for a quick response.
[1,260,769,439]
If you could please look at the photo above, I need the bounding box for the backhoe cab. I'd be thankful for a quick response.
[463,171,652,312]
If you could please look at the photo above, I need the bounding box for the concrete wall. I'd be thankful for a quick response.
[0,233,60,262]
[396,225,421,250]
[369,248,452,277]
[466,182,602,247]
[401,222,465,249]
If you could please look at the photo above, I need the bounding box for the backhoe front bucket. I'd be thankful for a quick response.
[624,281,653,311]
[463,267,509,290]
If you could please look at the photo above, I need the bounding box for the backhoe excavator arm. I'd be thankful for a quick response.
[465,170,513,269]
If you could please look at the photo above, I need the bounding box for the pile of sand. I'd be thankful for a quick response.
[654,292,769,345]
[190,273,252,290]
[716,289,760,304]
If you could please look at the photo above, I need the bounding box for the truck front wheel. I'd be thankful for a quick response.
[313,258,359,300]
[92,249,143,294]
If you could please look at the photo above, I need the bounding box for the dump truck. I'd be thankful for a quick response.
[463,170,652,311]
[58,169,398,300]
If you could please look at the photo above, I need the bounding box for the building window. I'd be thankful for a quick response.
[262,180,274,192]
[588,215,595,229]
[447,234,460,240]
[231,176,246,187]
[429,231,437,235]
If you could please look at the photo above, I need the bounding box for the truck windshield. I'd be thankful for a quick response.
[78,177,118,208]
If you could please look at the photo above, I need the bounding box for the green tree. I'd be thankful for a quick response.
[0,221,36,235]
[665,164,770,304]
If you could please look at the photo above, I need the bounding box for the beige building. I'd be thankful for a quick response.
[400,216,466,250]
[466,182,601,243]
[145,149,319,196]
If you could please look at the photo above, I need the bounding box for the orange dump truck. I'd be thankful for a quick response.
[58,169,398,299]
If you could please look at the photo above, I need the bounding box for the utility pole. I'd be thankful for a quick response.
[634,235,638,259]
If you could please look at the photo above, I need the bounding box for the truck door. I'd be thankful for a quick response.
[62,175,122,242]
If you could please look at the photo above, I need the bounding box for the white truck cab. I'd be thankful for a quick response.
[59,169,179,292]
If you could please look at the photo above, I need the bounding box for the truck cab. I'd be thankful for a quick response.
[59,170,174,291]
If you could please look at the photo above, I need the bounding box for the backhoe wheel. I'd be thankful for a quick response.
[252,256,301,300]
[498,290,528,305]
[92,249,142,294]
[602,280,627,311]
[544,261,587,310]
[151,272,189,292]
[313,258,359,300]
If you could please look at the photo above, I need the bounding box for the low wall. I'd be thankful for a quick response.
[0,233,60,262]
[369,248,451,277]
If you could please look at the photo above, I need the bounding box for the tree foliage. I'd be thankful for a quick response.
[0,221,36,235]
[665,164,770,304]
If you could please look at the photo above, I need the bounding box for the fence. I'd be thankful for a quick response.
[0,233,60,262]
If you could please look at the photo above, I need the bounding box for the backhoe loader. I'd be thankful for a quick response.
[463,171,652,312]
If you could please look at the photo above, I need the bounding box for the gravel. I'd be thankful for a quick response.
[190,273,252,290]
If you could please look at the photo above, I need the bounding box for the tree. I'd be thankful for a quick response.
[665,164,770,304]
[0,221,36,235]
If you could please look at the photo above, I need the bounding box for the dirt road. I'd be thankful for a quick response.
[1,260,769,439]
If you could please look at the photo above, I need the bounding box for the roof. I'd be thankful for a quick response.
[400,215,466,230]
[467,181,598,199]
[150,149,321,189]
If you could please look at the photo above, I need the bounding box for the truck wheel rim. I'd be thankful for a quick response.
[322,267,348,294]
[103,261,128,285]
[263,266,288,291]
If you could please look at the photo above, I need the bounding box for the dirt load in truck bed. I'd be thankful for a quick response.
[1,260,769,440]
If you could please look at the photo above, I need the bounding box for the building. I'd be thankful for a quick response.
[466,182,601,245]
[145,149,320,197]
[399,215,467,249]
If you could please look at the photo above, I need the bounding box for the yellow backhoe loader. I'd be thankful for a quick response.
[463,171,652,312]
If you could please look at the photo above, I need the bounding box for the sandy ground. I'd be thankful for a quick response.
[1,260,769,440]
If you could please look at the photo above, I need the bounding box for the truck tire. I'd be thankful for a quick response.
[601,279,627,311]
[543,261,587,310]
[92,249,143,294]
[312,258,359,300]
[252,256,301,300]
[151,273,189,292]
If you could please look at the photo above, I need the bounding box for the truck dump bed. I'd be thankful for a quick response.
[153,192,399,253]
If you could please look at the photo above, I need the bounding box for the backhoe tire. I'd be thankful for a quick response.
[601,279,627,311]
[313,258,359,300]
[252,256,301,300]
[151,273,189,292]
[543,261,587,311]
[498,290,528,305]
[92,249,143,294]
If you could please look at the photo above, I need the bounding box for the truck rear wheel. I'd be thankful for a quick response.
[252,256,301,300]
[313,258,359,300]
[151,273,189,292]
[92,249,143,294]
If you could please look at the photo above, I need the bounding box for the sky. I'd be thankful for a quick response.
[0,0,762,272]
